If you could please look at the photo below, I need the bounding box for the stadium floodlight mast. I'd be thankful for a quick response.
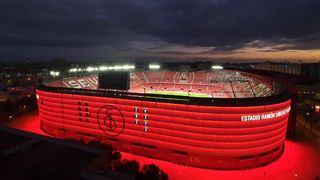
[212,65,223,70]
[112,64,135,70]
[149,64,161,70]
[86,67,95,72]
[69,68,85,72]
[99,66,108,71]
[70,65,136,73]
[50,71,60,77]
[107,64,135,70]
[69,68,77,72]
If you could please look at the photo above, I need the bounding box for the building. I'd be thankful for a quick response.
[36,70,291,169]
[252,62,302,75]
[301,63,320,82]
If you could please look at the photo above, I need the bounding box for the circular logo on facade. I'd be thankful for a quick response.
[97,105,125,136]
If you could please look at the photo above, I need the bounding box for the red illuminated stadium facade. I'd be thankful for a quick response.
[36,70,291,169]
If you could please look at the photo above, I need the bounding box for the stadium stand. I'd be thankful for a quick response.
[46,71,274,98]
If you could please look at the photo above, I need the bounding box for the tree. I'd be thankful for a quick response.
[117,159,140,175]
[108,150,122,171]
[110,151,122,161]
[137,164,168,180]
[87,139,112,150]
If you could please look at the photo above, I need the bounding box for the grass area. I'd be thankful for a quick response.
[152,91,210,98]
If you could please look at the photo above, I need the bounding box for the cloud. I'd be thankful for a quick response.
[0,0,320,60]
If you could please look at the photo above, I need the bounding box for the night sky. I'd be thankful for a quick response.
[1,0,320,62]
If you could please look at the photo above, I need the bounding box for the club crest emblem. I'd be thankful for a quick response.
[97,105,125,136]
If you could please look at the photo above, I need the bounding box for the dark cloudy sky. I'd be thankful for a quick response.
[1,0,320,62]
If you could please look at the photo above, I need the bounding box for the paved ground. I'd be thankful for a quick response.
[2,112,320,180]
[297,114,320,138]
[0,140,96,180]
[0,131,29,150]
[1,111,45,135]
[122,126,320,180]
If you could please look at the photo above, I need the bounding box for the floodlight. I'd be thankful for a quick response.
[149,64,161,70]
[212,65,223,70]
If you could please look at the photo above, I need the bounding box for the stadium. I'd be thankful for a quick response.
[36,69,291,169]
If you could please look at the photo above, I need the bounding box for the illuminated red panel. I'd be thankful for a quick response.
[36,89,290,169]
